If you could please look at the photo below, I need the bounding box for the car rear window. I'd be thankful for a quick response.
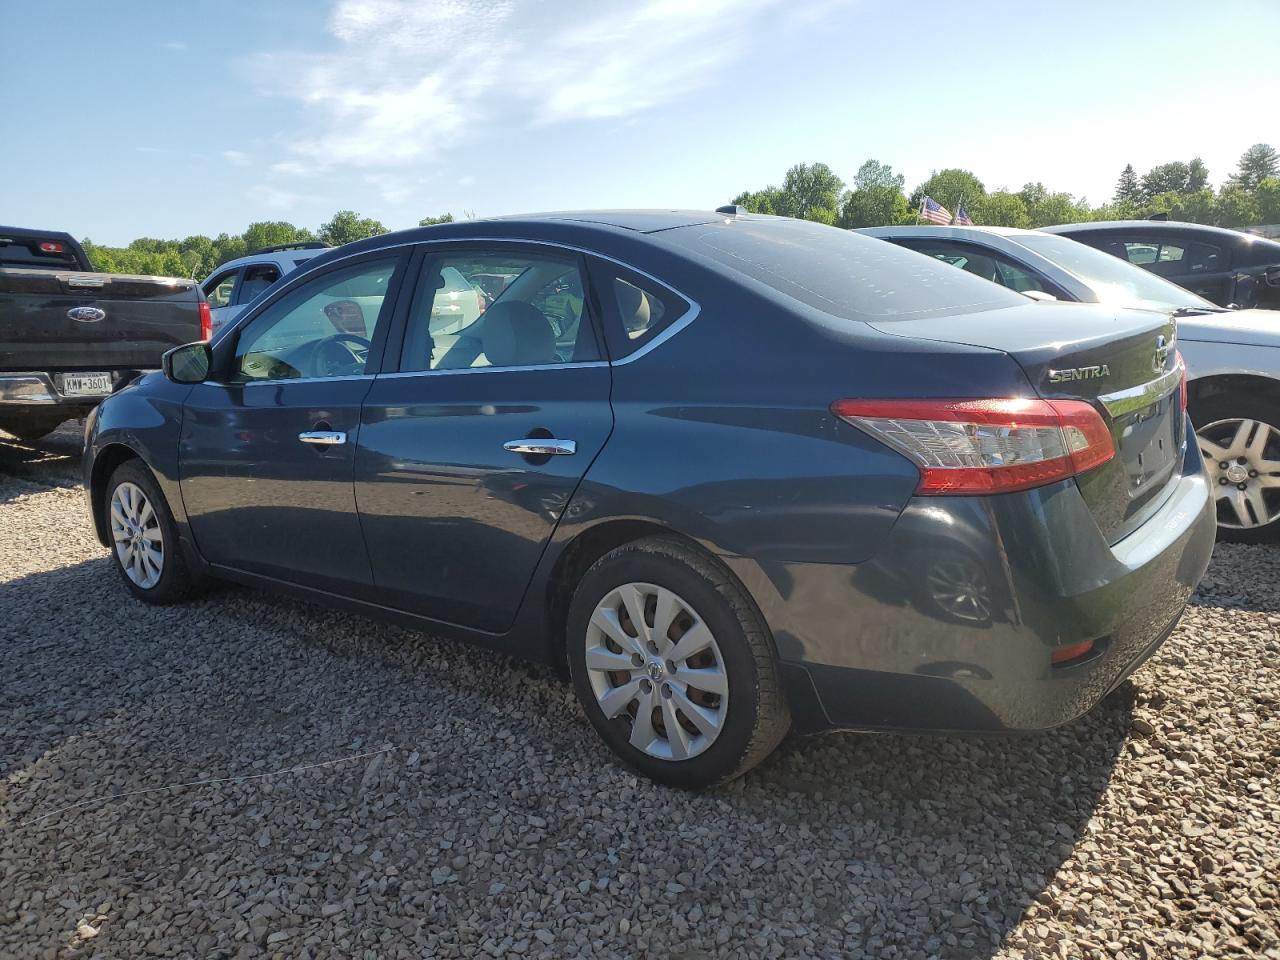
[0,233,84,270]
[661,218,1024,321]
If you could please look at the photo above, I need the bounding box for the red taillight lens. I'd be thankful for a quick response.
[832,397,1115,495]
[198,300,212,341]
[39,241,65,253]
[1176,349,1187,410]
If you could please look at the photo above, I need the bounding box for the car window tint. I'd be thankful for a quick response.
[664,219,1022,322]
[232,258,396,382]
[400,251,597,372]
[892,239,1051,295]
[1123,242,1158,265]
[1157,244,1185,263]
[1185,242,1223,273]
[204,270,239,309]
[614,278,667,340]
[236,264,281,305]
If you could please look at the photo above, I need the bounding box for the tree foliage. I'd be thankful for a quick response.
[81,211,384,279]
[1114,164,1140,205]
[732,146,1280,233]
[1229,143,1279,192]
[318,210,389,247]
[418,213,456,226]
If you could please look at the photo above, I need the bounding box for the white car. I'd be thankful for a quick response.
[861,225,1280,540]
[201,242,330,333]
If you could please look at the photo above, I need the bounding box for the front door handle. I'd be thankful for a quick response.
[298,431,346,446]
[503,438,576,456]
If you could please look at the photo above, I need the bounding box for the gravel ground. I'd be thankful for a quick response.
[1,426,1278,960]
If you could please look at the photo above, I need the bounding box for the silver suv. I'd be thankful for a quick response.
[200,242,330,333]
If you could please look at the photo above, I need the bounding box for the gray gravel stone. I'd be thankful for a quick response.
[1,425,1278,959]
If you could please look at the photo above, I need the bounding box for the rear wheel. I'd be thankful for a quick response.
[0,414,66,442]
[1191,394,1280,542]
[567,537,789,788]
[105,460,202,603]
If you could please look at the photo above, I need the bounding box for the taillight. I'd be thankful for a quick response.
[198,300,213,341]
[832,397,1115,495]
[39,241,65,253]
[1176,349,1187,410]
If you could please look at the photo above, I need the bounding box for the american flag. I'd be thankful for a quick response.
[952,205,973,226]
[920,196,952,224]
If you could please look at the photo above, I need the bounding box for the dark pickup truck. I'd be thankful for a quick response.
[0,226,209,441]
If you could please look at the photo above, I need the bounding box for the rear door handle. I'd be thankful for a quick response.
[298,431,346,446]
[503,439,576,456]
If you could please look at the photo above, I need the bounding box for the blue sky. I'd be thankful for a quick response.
[2,0,1276,245]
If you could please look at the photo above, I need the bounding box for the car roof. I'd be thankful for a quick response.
[1042,220,1262,240]
[205,247,320,278]
[857,224,1039,239]
[487,209,728,233]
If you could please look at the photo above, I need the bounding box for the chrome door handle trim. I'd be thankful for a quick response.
[503,439,576,456]
[298,431,347,445]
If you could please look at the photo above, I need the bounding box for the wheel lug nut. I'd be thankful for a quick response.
[1249,470,1258,478]
[1238,483,1248,490]
[1220,477,1229,485]
[1220,462,1229,469]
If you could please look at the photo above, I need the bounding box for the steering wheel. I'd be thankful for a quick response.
[309,333,371,378]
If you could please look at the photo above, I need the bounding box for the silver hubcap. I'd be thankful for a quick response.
[585,582,728,761]
[109,481,164,588]
[1197,418,1280,530]
[927,558,991,622]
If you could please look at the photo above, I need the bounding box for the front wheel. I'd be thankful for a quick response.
[567,537,790,788]
[1192,394,1280,542]
[105,460,203,603]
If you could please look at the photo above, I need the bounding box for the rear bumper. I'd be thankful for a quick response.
[773,425,1216,733]
[0,370,151,410]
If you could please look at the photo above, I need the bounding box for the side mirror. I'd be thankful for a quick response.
[162,341,212,384]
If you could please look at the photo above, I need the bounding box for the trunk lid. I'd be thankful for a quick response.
[0,268,202,370]
[869,301,1183,543]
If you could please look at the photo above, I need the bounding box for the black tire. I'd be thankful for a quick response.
[566,536,790,788]
[0,414,67,443]
[1189,392,1280,543]
[104,459,204,604]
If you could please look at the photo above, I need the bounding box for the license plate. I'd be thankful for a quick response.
[60,373,112,397]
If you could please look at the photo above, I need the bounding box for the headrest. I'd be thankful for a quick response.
[616,282,651,337]
[482,301,556,367]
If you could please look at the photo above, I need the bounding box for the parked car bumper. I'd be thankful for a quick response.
[773,424,1215,733]
[0,370,152,412]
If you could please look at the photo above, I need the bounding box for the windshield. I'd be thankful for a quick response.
[1015,233,1218,312]
[662,218,1024,322]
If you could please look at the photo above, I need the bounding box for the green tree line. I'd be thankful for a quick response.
[82,210,458,279]
[732,143,1280,231]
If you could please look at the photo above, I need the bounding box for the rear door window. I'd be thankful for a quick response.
[398,248,600,371]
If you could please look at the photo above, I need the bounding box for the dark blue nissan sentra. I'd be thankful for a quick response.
[84,210,1215,787]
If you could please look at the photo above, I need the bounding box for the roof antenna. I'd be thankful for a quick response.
[715,205,749,216]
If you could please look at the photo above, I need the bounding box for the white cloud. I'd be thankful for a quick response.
[271,161,310,176]
[249,185,305,211]
[160,40,189,52]
[251,0,827,173]
[457,175,476,186]
[222,150,252,167]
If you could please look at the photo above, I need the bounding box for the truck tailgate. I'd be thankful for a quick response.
[0,268,202,370]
